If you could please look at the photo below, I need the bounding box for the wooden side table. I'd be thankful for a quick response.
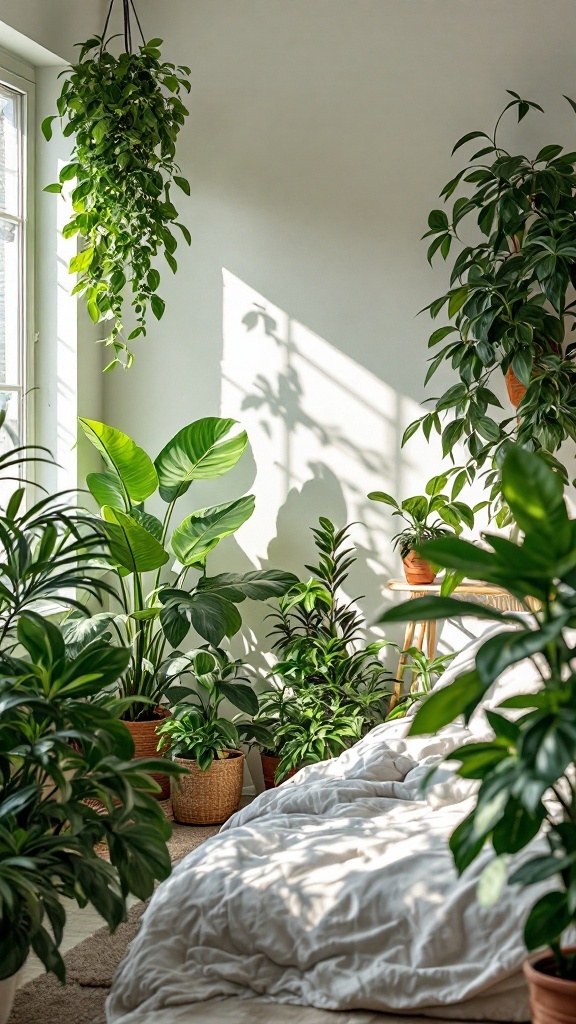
[386,578,537,706]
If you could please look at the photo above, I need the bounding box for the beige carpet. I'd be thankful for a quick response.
[9,822,219,1024]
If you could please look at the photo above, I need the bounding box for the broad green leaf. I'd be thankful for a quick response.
[86,471,127,510]
[409,669,486,735]
[218,680,258,716]
[155,418,248,502]
[80,419,157,504]
[524,891,571,951]
[501,446,570,557]
[171,496,255,565]
[102,506,169,573]
[367,491,399,509]
[197,570,299,602]
[476,619,566,687]
[378,595,510,625]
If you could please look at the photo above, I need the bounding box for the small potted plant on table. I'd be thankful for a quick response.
[379,446,576,1023]
[368,474,479,584]
[158,647,272,824]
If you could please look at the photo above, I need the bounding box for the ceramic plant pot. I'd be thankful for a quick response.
[170,750,245,825]
[0,972,19,1024]
[524,948,576,1024]
[505,365,527,409]
[260,752,297,789]
[124,707,171,800]
[402,550,436,586]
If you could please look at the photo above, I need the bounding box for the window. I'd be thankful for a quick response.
[0,57,34,466]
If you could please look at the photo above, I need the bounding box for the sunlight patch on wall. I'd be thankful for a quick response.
[221,269,437,584]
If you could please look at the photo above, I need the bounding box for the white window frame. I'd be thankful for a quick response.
[0,49,35,454]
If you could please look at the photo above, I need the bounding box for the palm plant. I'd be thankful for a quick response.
[76,417,297,720]
[0,444,117,647]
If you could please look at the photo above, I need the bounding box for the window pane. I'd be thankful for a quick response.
[0,217,20,385]
[0,84,20,218]
[0,389,21,507]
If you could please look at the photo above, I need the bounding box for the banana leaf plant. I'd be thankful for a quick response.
[73,416,297,720]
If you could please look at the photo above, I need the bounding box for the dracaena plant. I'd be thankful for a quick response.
[405,92,576,525]
[368,472,481,559]
[0,612,182,982]
[157,646,273,771]
[255,518,395,781]
[380,445,576,980]
[41,2,192,370]
[74,416,297,721]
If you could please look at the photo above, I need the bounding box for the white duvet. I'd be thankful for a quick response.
[107,627,551,1024]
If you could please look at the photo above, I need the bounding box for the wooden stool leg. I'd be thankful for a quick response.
[427,619,437,660]
[391,619,416,710]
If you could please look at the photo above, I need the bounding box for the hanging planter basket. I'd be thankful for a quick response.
[41,0,192,369]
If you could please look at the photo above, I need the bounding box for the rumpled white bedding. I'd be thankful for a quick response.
[107,625,550,1024]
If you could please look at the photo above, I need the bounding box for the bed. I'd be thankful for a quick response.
[106,626,550,1024]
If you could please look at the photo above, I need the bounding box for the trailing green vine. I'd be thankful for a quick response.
[42,29,191,369]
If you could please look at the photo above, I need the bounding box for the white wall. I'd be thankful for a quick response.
[0,1,104,65]
[101,0,576,648]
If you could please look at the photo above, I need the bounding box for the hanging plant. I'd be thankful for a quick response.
[41,0,192,369]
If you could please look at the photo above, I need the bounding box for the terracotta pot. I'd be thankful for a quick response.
[171,750,244,825]
[124,708,171,800]
[0,972,19,1024]
[524,948,576,1024]
[261,752,298,789]
[505,365,527,409]
[402,550,436,586]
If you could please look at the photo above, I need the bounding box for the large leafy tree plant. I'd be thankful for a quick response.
[42,0,192,369]
[380,446,576,980]
[73,416,297,721]
[406,92,576,524]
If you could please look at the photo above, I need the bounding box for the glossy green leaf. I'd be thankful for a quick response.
[171,496,255,565]
[102,506,169,573]
[79,419,157,504]
[155,418,248,502]
[86,471,127,510]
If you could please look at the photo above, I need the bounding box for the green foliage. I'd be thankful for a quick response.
[407,93,576,524]
[368,473,482,558]
[0,612,182,982]
[76,416,297,721]
[42,33,192,369]
[385,647,456,720]
[0,444,117,646]
[255,519,395,781]
[382,444,576,979]
[157,646,271,771]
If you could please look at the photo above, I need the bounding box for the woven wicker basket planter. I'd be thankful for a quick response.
[171,750,244,825]
[125,709,171,800]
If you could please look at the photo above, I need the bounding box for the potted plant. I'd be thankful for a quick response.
[405,91,576,525]
[256,518,396,785]
[368,474,480,584]
[74,416,296,798]
[379,445,576,1021]
[157,647,271,824]
[0,612,181,1021]
[41,1,192,368]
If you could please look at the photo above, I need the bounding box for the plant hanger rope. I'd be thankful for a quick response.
[41,2,192,370]
[100,0,146,56]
